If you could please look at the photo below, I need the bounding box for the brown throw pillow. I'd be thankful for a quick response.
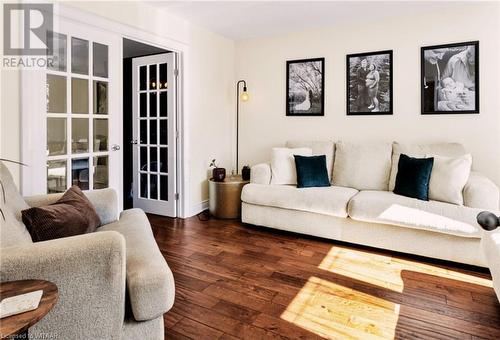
[22,186,101,242]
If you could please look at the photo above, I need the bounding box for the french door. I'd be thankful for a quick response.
[132,53,177,217]
[21,16,122,208]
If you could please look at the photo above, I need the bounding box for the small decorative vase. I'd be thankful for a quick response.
[242,165,251,181]
[212,167,226,182]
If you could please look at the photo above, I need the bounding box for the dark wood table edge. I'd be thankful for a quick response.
[0,280,58,339]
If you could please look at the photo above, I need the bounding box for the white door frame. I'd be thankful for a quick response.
[20,4,189,217]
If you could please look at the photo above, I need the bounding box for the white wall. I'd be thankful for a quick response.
[0,1,235,216]
[235,3,500,187]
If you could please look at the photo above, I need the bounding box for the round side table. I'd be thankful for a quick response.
[209,175,249,219]
[0,280,58,339]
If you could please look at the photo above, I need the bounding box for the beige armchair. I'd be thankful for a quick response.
[0,162,174,340]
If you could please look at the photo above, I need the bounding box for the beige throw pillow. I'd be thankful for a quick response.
[270,147,312,185]
[332,142,392,190]
[286,141,335,180]
[427,154,472,205]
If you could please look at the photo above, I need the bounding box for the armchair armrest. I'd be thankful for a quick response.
[0,231,126,340]
[99,209,175,321]
[24,188,119,225]
[463,172,500,210]
[250,163,271,185]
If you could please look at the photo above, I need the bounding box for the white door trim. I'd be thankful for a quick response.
[21,4,189,217]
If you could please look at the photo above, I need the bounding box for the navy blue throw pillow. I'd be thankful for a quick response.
[294,155,331,188]
[394,154,434,201]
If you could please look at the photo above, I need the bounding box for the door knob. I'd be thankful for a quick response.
[111,144,121,151]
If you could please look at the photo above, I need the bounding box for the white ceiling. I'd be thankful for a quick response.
[148,1,467,40]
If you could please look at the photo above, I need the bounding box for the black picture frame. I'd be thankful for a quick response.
[286,58,325,116]
[421,41,479,114]
[346,50,393,116]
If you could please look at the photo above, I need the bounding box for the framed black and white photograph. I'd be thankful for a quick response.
[346,50,393,115]
[286,58,324,116]
[421,41,479,114]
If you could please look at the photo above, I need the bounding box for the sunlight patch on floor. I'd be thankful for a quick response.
[281,276,400,339]
[318,245,492,293]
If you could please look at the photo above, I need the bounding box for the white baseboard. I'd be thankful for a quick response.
[186,199,208,218]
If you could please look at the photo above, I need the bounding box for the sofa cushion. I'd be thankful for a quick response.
[286,141,335,180]
[294,155,330,188]
[270,147,312,185]
[22,186,101,242]
[348,190,482,238]
[98,209,175,321]
[241,183,358,218]
[427,154,472,206]
[0,162,32,247]
[332,142,392,190]
[389,142,466,191]
[393,154,434,201]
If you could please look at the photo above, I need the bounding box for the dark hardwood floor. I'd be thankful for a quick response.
[148,213,500,340]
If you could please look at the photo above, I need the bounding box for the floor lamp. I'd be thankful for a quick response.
[236,80,249,174]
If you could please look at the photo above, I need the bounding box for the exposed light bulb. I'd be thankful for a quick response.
[240,91,249,102]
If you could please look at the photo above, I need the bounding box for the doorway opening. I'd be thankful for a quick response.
[123,38,178,217]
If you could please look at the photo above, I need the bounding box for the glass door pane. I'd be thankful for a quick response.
[71,37,89,75]
[93,156,109,189]
[47,32,67,72]
[47,75,67,113]
[72,78,89,113]
[93,42,108,78]
[93,81,108,114]
[47,118,67,156]
[72,158,89,190]
[93,118,108,152]
[72,118,89,153]
[47,160,67,193]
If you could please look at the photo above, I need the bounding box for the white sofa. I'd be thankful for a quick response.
[242,141,500,267]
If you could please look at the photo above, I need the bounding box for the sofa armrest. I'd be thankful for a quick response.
[250,163,271,185]
[0,231,126,340]
[463,172,500,210]
[24,188,119,225]
[99,209,175,321]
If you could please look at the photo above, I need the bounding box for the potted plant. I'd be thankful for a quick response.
[209,159,226,182]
